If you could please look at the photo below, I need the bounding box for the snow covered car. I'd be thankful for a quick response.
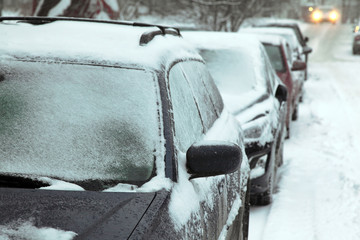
[249,34,306,138]
[0,17,250,240]
[251,20,312,79]
[183,31,287,205]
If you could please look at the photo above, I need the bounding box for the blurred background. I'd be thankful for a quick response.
[0,0,359,31]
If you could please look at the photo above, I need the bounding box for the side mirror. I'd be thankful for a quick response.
[275,84,287,103]
[304,36,309,42]
[186,141,242,179]
[291,60,307,71]
[303,46,313,54]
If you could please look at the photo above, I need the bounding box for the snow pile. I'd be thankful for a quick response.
[0,221,76,240]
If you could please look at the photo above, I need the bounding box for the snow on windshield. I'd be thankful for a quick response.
[0,60,164,184]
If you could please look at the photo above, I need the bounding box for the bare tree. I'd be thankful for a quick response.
[0,0,3,17]
[189,0,266,31]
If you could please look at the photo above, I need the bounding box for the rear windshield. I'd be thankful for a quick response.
[263,44,286,72]
[0,60,163,186]
[199,49,258,95]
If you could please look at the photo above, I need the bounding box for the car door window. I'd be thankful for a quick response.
[179,61,222,130]
[168,63,203,152]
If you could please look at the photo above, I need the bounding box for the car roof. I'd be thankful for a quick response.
[0,17,201,70]
[245,33,287,47]
[240,26,296,37]
[183,31,263,55]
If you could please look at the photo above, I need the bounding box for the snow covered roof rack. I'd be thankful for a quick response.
[0,16,181,46]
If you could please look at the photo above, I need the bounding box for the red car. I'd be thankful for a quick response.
[249,34,306,138]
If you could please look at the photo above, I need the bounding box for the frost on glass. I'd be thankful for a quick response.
[169,64,203,152]
[0,60,162,184]
[200,49,261,95]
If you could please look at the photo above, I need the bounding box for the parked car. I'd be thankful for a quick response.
[353,20,360,54]
[311,5,339,24]
[183,31,287,205]
[0,17,250,240]
[251,20,312,79]
[245,33,306,138]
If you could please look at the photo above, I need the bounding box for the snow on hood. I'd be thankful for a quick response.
[104,176,173,193]
[38,177,85,191]
[0,221,76,240]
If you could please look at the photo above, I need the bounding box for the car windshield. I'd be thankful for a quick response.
[0,60,163,186]
[263,44,286,72]
[199,49,259,95]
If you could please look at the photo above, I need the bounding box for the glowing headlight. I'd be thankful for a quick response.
[329,11,338,21]
[312,11,322,21]
[308,7,313,12]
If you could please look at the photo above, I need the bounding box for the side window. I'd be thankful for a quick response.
[261,48,274,93]
[168,63,203,152]
[180,61,223,129]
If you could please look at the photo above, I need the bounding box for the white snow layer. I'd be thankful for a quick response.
[0,221,76,240]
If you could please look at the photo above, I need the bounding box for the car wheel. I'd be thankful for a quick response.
[292,105,299,121]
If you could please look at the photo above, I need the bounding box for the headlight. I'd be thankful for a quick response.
[329,11,338,21]
[312,11,322,21]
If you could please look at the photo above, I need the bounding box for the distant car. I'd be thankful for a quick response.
[244,33,306,138]
[252,20,312,79]
[0,17,250,240]
[353,20,360,54]
[311,6,339,24]
[183,31,288,205]
[353,32,360,54]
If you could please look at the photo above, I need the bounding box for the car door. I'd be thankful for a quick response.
[167,60,243,239]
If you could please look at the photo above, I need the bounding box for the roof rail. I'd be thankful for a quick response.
[0,16,181,45]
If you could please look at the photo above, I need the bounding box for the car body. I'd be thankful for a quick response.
[183,31,287,205]
[243,33,306,138]
[0,17,250,240]
[311,6,339,24]
[353,20,360,54]
[240,27,306,96]
[251,20,312,79]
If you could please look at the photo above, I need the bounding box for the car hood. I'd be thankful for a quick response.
[0,187,156,239]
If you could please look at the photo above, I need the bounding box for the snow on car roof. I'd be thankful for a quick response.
[243,32,287,47]
[183,31,261,50]
[0,20,201,69]
[239,27,299,49]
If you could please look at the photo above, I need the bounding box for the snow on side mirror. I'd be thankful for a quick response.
[291,60,307,71]
[186,141,242,179]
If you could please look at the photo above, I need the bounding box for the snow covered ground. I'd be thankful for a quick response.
[249,23,360,240]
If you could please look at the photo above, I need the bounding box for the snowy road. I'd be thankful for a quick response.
[249,23,360,240]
